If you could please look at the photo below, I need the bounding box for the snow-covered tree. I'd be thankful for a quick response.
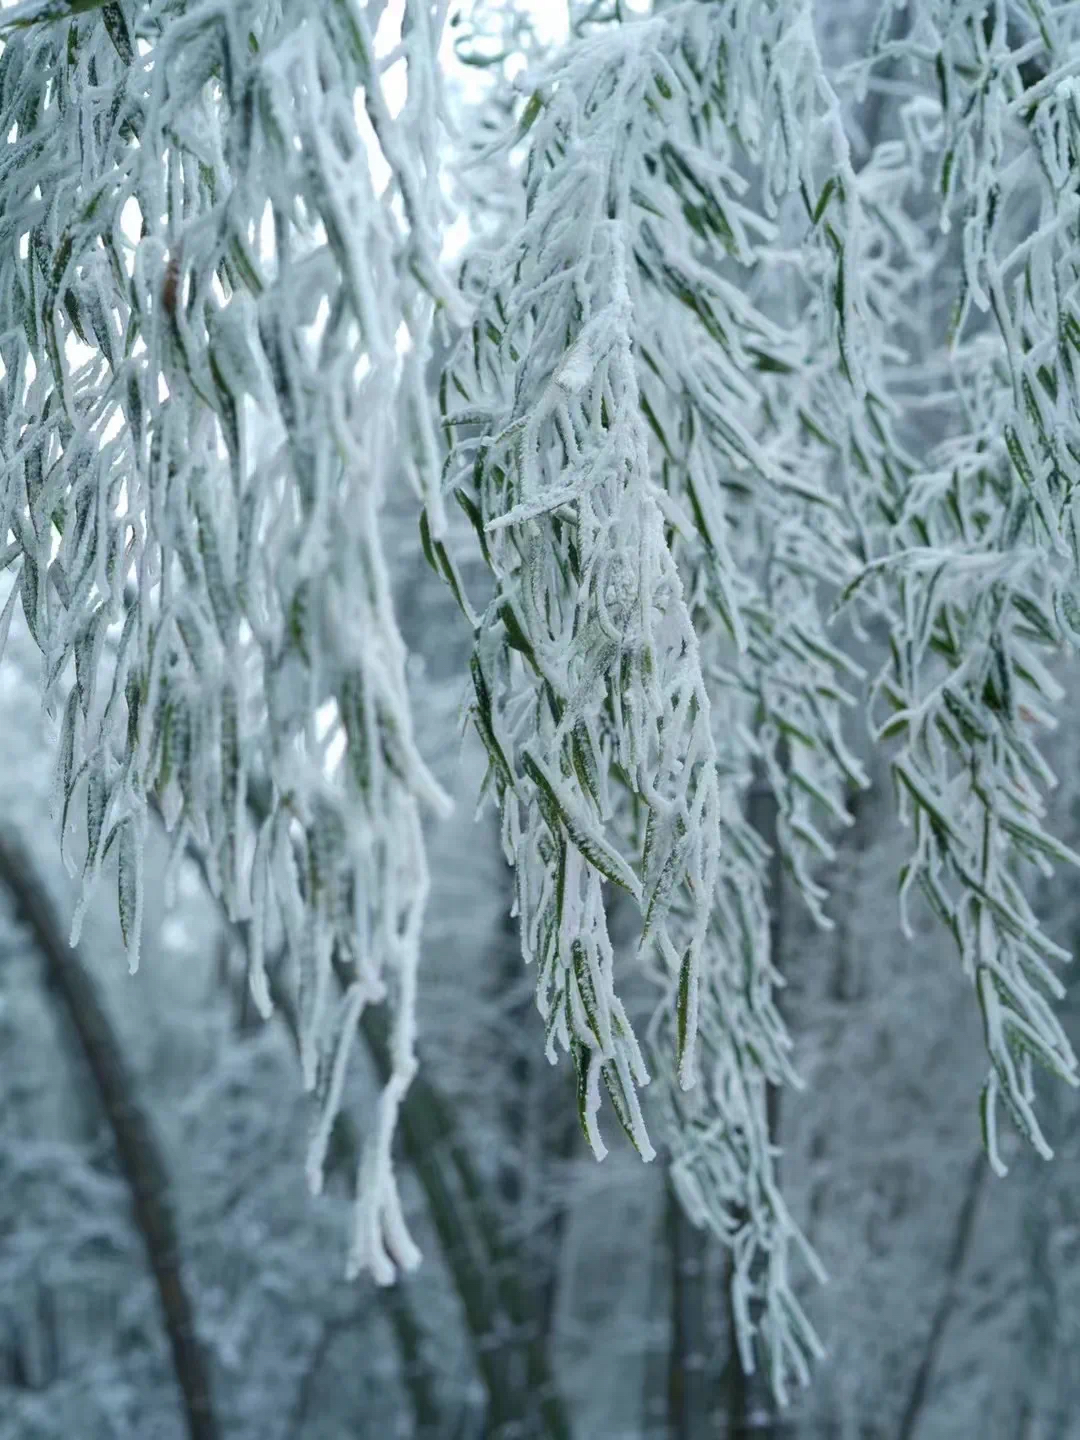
[5,0,1080,1411]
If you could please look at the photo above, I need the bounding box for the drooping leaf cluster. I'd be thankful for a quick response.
[0,0,456,1285]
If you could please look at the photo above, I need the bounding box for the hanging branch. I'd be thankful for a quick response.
[0,830,219,1440]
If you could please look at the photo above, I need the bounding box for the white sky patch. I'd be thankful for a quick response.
[304,294,332,351]
[382,57,408,120]
[66,333,97,371]
[375,0,408,119]
[315,698,338,742]
[374,0,405,58]
[442,209,471,265]
[100,406,127,446]
[121,194,142,233]
[504,53,528,84]
[524,2,570,47]
[120,195,143,271]
[256,198,275,265]
[324,726,347,774]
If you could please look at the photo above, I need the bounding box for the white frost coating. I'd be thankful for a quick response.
[305,977,375,1197]
[438,0,1080,1402]
[0,0,454,1287]
[442,3,847,1399]
[835,0,1080,1175]
[6,0,1080,1408]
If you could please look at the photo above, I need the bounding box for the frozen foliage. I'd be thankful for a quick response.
[6,0,1080,1409]
[440,4,856,1394]
[838,0,1080,1176]
[0,0,456,1288]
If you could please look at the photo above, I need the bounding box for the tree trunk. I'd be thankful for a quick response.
[726,769,793,1438]
[666,1164,709,1440]
[895,1151,986,1440]
[0,832,220,1440]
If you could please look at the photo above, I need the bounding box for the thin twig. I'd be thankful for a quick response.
[896,1150,987,1440]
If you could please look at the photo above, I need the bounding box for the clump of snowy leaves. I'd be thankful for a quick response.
[5,0,1080,1405]
[0,0,456,1286]
[842,0,1080,1177]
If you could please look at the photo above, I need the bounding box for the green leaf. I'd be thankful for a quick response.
[499,599,537,670]
[522,751,641,899]
[116,819,143,970]
[934,51,949,111]
[518,91,543,138]
[54,685,80,854]
[893,761,957,847]
[1057,586,1080,641]
[454,487,492,570]
[675,946,696,1085]
[102,1,132,61]
[85,768,107,871]
[572,941,606,1052]
[641,820,688,946]
[941,147,954,198]
[812,176,836,226]
[420,507,475,624]
[1004,425,1036,491]
[419,506,439,574]
[469,653,514,788]
[600,1059,649,1159]
[572,1040,591,1146]
[990,633,1014,722]
[940,686,990,745]
[639,390,671,457]
[1012,591,1056,647]
[570,724,602,810]
[999,814,1080,870]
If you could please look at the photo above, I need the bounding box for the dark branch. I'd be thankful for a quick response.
[896,1150,987,1440]
[0,830,220,1440]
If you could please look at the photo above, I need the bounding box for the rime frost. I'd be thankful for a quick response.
[5,0,1080,1405]
[0,0,455,1287]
